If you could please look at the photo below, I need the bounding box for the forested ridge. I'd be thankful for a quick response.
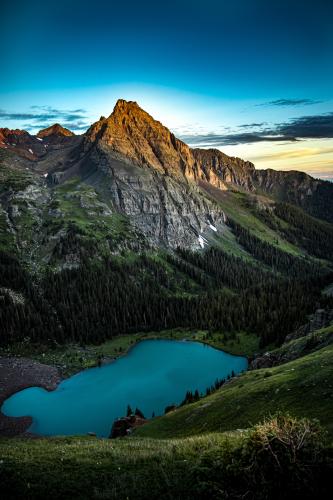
[254,202,333,262]
[1,224,332,348]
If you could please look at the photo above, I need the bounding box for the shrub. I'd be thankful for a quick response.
[193,414,331,499]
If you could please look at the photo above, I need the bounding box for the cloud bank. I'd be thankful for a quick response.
[180,112,333,147]
[257,98,323,107]
[0,105,90,132]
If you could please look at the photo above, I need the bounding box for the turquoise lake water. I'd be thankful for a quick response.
[2,339,248,437]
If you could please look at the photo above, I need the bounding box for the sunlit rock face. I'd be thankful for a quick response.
[80,99,264,247]
[191,148,255,190]
[79,99,229,248]
[37,124,75,139]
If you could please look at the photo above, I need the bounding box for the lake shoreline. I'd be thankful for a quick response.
[0,357,62,437]
[0,336,249,438]
[0,339,247,442]
[0,329,255,379]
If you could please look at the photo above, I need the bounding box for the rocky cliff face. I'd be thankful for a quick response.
[82,100,333,223]
[84,100,195,180]
[191,148,255,190]
[83,100,256,189]
[80,101,227,248]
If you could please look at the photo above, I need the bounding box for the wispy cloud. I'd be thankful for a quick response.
[238,122,266,128]
[257,98,323,107]
[249,147,333,162]
[181,132,297,147]
[0,105,90,132]
[181,112,333,147]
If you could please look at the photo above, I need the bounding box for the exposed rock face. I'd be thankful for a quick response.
[82,100,333,223]
[84,99,195,179]
[0,128,46,159]
[83,100,255,188]
[109,414,147,438]
[250,309,333,369]
[284,309,333,343]
[80,100,228,248]
[191,148,255,190]
[253,168,318,203]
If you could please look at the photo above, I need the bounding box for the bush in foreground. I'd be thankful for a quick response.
[194,414,331,499]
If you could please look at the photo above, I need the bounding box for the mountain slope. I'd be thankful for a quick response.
[136,334,333,439]
[254,168,333,223]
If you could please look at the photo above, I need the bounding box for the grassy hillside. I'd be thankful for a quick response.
[136,343,333,439]
[0,415,330,500]
[200,185,306,256]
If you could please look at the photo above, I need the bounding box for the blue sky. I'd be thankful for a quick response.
[1,0,333,178]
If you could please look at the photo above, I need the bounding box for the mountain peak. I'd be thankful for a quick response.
[85,99,192,176]
[112,99,140,113]
[109,99,154,124]
[84,99,256,186]
[37,123,75,138]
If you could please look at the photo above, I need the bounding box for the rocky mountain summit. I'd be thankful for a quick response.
[83,100,256,190]
[37,124,75,139]
[1,98,333,265]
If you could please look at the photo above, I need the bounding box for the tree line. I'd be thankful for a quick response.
[1,240,332,348]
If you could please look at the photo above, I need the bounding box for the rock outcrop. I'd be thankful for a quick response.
[253,169,333,223]
[250,309,333,369]
[109,414,147,438]
[285,309,333,343]
[191,148,255,190]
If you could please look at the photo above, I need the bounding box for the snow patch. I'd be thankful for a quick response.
[209,224,217,232]
[198,235,208,248]
[36,137,43,141]
[28,148,33,154]
[43,173,48,178]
